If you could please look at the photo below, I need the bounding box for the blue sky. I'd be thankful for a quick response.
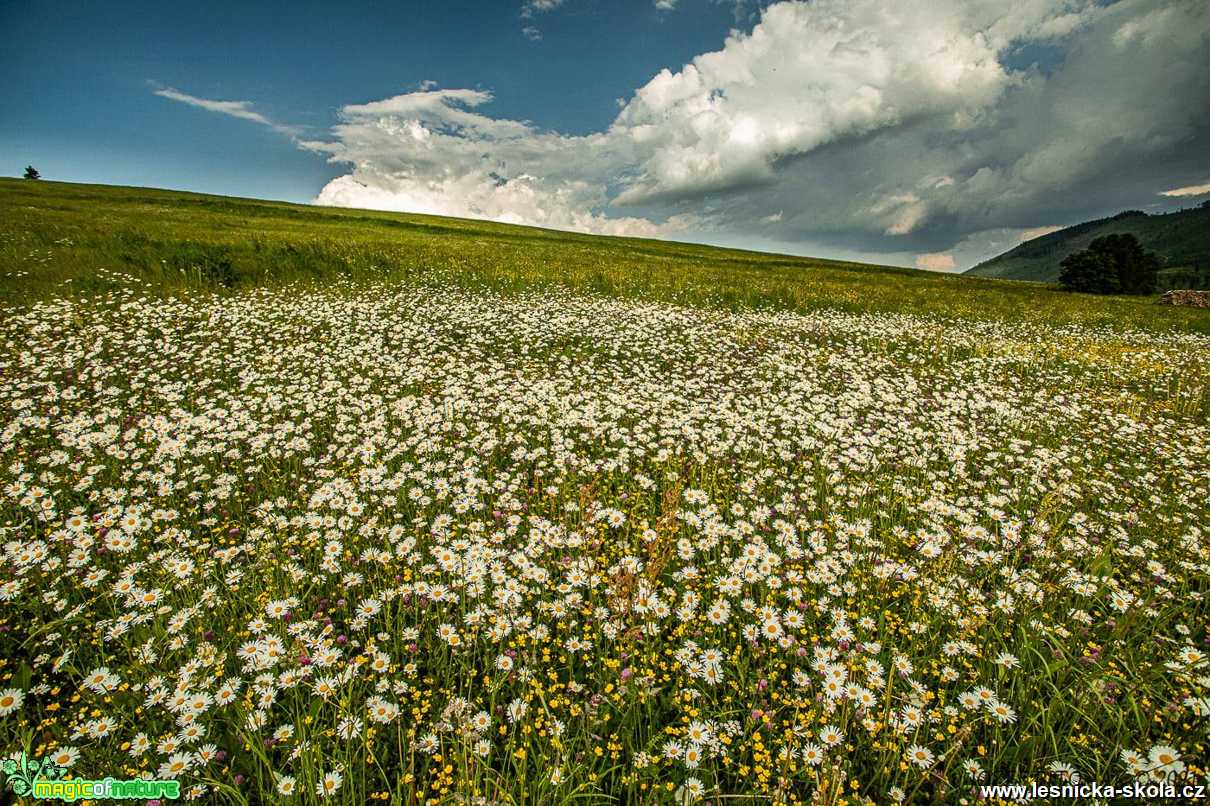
[0,0,753,200]
[2,0,1208,270]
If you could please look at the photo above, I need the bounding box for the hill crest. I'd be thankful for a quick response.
[966,203,1210,286]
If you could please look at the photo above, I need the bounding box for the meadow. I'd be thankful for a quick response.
[0,179,1207,804]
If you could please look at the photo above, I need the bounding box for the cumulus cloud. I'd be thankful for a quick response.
[153,87,299,136]
[1160,182,1210,197]
[301,89,693,237]
[284,0,1210,267]
[610,0,1015,207]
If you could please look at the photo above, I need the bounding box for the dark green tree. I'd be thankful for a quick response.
[1059,233,1158,295]
[23,165,40,180]
[1059,250,1118,294]
[1089,234,1158,295]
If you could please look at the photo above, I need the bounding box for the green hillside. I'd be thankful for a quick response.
[966,203,1210,285]
[2,178,1208,333]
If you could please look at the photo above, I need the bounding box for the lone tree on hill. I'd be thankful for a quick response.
[1059,233,1158,295]
[23,166,40,180]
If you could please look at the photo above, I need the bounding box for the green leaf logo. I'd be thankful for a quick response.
[2,752,62,796]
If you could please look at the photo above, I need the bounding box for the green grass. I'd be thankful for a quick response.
[0,179,1208,806]
[1158,265,1210,292]
[3,178,1208,334]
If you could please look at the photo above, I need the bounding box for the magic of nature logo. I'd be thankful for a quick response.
[2,751,181,801]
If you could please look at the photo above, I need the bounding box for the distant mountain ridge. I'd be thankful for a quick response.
[966,203,1210,287]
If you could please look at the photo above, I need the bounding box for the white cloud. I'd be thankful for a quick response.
[869,194,929,236]
[1160,182,1210,197]
[1018,225,1063,241]
[522,0,566,18]
[655,0,679,10]
[915,252,956,271]
[520,0,565,41]
[153,87,299,136]
[291,0,1208,269]
[610,0,1016,207]
[303,89,693,237]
